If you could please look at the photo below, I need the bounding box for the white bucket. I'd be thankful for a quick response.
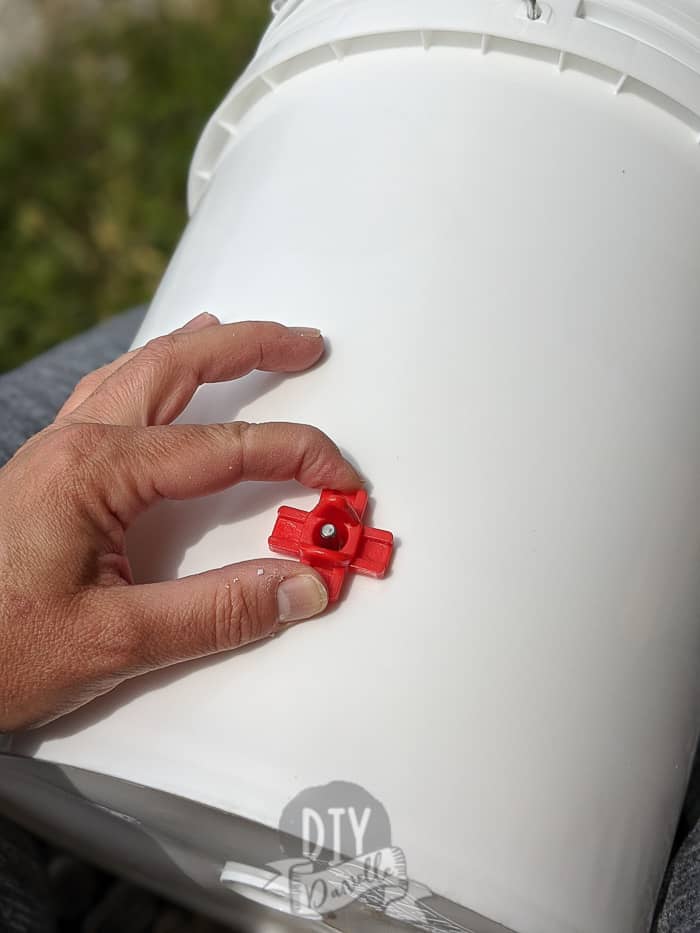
[5,2,700,932]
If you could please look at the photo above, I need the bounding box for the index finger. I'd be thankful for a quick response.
[90,421,363,526]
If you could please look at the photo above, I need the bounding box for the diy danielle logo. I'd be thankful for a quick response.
[274,780,406,916]
[220,781,470,930]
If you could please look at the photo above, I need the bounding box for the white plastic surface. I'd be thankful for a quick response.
[11,2,700,933]
[188,0,700,210]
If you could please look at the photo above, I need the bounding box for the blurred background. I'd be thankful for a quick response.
[0,0,270,373]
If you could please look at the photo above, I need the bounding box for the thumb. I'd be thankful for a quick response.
[106,559,329,672]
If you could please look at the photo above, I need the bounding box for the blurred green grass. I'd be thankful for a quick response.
[0,0,269,373]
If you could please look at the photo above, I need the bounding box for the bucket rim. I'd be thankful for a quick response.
[188,0,700,212]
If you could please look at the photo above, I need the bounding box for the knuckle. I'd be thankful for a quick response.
[232,420,251,445]
[212,580,265,652]
[301,422,330,448]
[141,334,179,369]
[71,371,100,399]
[37,424,120,503]
[298,423,337,475]
[219,420,250,443]
[46,422,107,472]
[222,421,251,471]
[137,335,196,422]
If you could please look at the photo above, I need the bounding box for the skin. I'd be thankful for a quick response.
[0,314,362,732]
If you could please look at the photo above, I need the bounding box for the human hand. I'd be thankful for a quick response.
[0,314,361,731]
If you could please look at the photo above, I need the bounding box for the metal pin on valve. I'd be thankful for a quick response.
[320,523,338,548]
[526,0,542,19]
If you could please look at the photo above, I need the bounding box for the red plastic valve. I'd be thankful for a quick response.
[268,489,394,602]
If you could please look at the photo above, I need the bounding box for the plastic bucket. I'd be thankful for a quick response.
[5,2,700,932]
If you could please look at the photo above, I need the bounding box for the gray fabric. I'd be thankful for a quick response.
[0,306,145,468]
[658,820,700,933]
[0,816,53,933]
[0,304,699,931]
[656,751,700,933]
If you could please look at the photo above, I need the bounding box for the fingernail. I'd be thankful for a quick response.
[277,574,329,623]
[180,312,220,332]
[290,327,322,338]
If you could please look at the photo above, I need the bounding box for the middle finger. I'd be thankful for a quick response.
[67,320,324,427]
